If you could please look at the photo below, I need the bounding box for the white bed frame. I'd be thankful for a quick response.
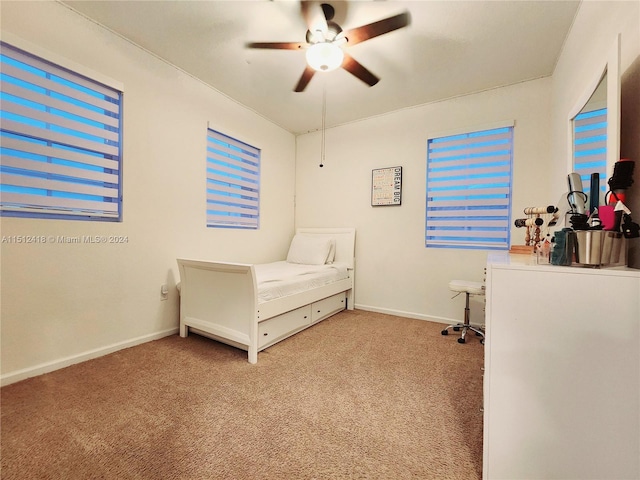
[177,227,355,363]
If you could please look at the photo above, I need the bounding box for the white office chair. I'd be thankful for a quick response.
[441,280,485,344]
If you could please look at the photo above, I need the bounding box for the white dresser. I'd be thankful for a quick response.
[483,253,640,480]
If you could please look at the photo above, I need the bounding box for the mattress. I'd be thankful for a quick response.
[255,261,349,303]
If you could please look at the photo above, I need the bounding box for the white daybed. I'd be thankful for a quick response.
[177,227,355,363]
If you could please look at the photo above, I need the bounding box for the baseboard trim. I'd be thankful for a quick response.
[1,328,179,387]
[354,304,454,325]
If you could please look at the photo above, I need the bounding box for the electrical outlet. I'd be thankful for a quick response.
[160,284,169,300]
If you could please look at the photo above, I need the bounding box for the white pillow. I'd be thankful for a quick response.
[326,238,336,264]
[286,235,333,265]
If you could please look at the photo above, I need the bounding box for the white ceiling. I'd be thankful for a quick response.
[60,0,580,135]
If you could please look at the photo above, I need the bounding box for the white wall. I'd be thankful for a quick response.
[0,1,296,384]
[295,78,552,324]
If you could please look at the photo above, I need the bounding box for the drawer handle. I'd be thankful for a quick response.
[263,333,268,336]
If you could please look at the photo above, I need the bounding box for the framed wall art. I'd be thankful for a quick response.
[371,166,402,206]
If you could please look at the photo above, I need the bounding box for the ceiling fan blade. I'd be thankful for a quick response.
[301,1,329,38]
[246,42,305,50]
[320,3,336,22]
[341,53,379,87]
[342,11,411,46]
[294,65,316,92]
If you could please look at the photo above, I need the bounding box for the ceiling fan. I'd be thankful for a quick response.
[247,2,411,92]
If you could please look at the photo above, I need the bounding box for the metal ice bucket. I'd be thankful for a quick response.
[601,231,624,264]
[574,230,624,266]
[575,231,603,265]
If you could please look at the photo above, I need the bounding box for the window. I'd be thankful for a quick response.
[206,128,260,229]
[426,124,514,250]
[0,42,123,221]
[573,107,607,198]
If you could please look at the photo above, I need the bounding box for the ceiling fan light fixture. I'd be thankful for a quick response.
[305,42,344,72]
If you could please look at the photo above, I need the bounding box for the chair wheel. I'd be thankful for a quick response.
[453,326,461,331]
[441,330,448,335]
[457,337,466,344]
[481,339,485,345]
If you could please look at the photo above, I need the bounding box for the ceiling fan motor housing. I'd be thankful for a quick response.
[305,21,343,44]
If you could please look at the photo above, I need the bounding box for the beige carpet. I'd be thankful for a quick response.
[1,309,484,479]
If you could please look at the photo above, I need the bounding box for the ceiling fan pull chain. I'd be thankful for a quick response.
[320,86,326,168]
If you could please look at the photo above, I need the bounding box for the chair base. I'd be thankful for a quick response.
[441,322,485,344]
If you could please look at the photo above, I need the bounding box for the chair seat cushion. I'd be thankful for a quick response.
[449,279,485,295]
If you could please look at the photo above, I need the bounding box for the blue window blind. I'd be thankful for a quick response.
[426,125,514,250]
[0,42,123,221]
[573,107,606,198]
[206,128,260,229]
